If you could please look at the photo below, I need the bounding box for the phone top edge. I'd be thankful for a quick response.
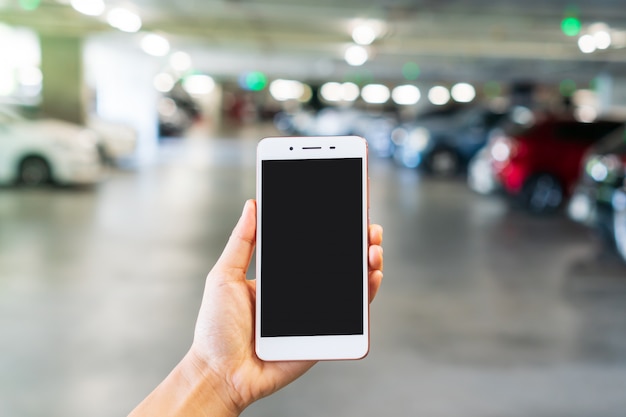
[257,136,367,159]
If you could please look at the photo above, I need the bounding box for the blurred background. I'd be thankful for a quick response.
[2,0,626,416]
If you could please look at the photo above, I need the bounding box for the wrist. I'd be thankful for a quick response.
[128,349,242,417]
[178,349,244,417]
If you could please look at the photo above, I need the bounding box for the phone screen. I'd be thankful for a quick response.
[261,157,364,337]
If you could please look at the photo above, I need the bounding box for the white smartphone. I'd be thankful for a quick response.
[255,136,370,361]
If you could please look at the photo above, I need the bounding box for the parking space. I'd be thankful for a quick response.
[2,128,626,417]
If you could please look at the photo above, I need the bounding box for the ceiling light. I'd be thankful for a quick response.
[183,74,215,95]
[141,33,170,57]
[107,8,142,33]
[578,34,596,53]
[320,82,341,102]
[593,30,611,49]
[340,82,360,101]
[428,86,450,105]
[71,0,104,16]
[352,25,376,45]
[320,82,359,102]
[451,82,476,103]
[361,84,390,104]
[392,85,420,105]
[269,79,305,101]
[344,45,368,66]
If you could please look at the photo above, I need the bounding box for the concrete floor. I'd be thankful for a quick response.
[2,127,626,417]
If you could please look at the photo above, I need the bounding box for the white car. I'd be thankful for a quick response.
[87,115,137,162]
[0,108,103,186]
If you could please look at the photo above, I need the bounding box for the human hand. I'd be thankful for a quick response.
[190,199,383,414]
[129,199,383,417]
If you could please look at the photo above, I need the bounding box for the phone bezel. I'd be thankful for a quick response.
[255,136,370,361]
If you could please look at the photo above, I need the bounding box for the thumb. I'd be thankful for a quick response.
[213,199,256,280]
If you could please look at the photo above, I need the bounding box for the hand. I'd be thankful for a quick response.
[129,199,383,417]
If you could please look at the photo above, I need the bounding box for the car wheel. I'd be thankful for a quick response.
[522,174,563,213]
[19,156,51,186]
[427,148,459,176]
[614,193,626,263]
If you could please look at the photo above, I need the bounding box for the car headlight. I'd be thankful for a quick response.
[407,127,430,152]
[585,154,622,183]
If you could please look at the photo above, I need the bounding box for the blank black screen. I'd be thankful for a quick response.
[261,158,363,337]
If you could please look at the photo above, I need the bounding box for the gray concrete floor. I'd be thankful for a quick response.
[2,126,626,417]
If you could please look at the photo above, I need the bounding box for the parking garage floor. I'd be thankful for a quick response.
[2,127,626,417]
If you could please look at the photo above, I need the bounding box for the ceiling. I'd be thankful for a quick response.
[2,0,626,86]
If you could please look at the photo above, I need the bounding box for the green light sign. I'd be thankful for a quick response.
[19,0,40,10]
[561,17,581,36]
[402,62,420,80]
[244,72,267,91]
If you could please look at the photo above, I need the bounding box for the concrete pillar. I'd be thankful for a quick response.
[39,35,85,125]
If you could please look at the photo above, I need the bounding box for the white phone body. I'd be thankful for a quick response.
[255,136,369,361]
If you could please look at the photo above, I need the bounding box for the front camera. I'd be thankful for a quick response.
[289,147,293,150]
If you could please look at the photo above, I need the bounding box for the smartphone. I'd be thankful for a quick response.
[255,136,369,361]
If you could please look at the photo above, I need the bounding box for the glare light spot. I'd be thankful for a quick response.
[593,30,612,49]
[392,84,420,105]
[71,0,104,16]
[183,74,215,95]
[141,33,170,57]
[451,82,476,103]
[578,34,596,53]
[511,106,535,125]
[341,82,360,101]
[352,25,376,45]
[320,82,359,102]
[170,51,192,72]
[345,45,368,66]
[0,67,16,96]
[107,8,142,33]
[574,105,597,123]
[590,162,608,182]
[153,73,175,93]
[361,84,390,104]
[269,79,305,101]
[320,82,341,102]
[491,141,511,162]
[428,86,450,105]
[18,66,42,86]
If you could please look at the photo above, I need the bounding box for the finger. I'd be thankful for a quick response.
[213,199,257,278]
[369,245,383,272]
[368,270,383,302]
[369,224,383,246]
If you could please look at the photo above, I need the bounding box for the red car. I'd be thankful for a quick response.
[488,116,623,213]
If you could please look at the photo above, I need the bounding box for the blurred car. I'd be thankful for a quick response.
[87,116,137,163]
[568,125,626,254]
[274,107,398,158]
[158,85,201,138]
[392,104,509,175]
[0,107,103,186]
[490,116,623,213]
[468,141,501,195]
[613,186,626,263]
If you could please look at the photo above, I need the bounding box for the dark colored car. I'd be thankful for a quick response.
[489,116,623,213]
[613,186,626,263]
[392,104,510,175]
[568,126,626,260]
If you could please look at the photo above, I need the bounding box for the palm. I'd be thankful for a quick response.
[194,271,314,407]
